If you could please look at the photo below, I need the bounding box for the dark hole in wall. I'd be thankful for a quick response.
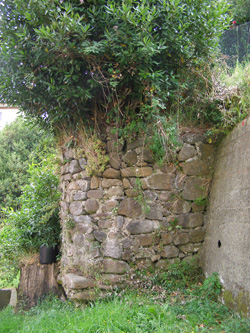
[218,240,221,248]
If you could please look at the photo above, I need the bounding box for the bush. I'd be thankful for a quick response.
[0,0,230,134]
[0,155,61,286]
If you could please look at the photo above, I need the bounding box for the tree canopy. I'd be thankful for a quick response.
[0,0,230,134]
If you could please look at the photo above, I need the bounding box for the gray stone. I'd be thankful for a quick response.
[109,152,121,169]
[148,174,172,190]
[72,289,102,301]
[174,233,189,245]
[122,151,137,166]
[65,273,96,289]
[69,201,84,216]
[103,168,121,179]
[68,181,80,191]
[122,238,132,249]
[107,140,124,153]
[127,138,145,150]
[161,245,179,258]
[94,230,107,242]
[85,199,99,214]
[98,220,113,229]
[69,160,82,174]
[102,179,123,188]
[64,148,74,160]
[102,200,118,213]
[178,144,197,161]
[155,259,171,270]
[118,198,142,217]
[102,259,129,274]
[123,178,131,189]
[102,240,122,259]
[171,199,191,214]
[161,233,173,245]
[181,157,209,176]
[121,167,152,178]
[142,149,154,163]
[178,213,203,229]
[73,215,92,224]
[76,179,90,191]
[191,202,205,212]
[175,173,187,190]
[144,191,158,201]
[136,234,160,246]
[64,173,72,181]
[190,229,205,243]
[183,134,204,144]
[115,216,124,229]
[106,186,123,197]
[182,177,209,201]
[179,243,194,253]
[126,220,154,234]
[73,191,87,201]
[87,190,103,199]
[124,189,137,197]
[90,176,100,189]
[145,204,163,221]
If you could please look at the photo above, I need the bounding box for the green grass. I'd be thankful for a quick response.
[1,271,250,333]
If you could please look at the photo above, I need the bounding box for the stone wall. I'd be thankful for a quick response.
[59,130,215,301]
[202,118,250,317]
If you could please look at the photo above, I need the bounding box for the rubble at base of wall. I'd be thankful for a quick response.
[59,130,215,301]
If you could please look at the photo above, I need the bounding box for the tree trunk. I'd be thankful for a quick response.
[17,262,62,310]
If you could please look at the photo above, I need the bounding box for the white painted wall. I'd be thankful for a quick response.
[0,105,19,130]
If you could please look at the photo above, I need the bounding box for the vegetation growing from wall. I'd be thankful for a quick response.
[0,0,230,136]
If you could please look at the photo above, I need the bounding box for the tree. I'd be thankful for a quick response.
[0,117,55,214]
[0,0,230,135]
[229,0,250,25]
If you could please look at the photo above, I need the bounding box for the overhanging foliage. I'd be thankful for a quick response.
[0,0,230,134]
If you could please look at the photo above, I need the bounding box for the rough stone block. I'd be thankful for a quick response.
[145,204,163,221]
[190,229,205,243]
[147,174,172,190]
[69,160,82,174]
[182,177,208,201]
[98,220,113,229]
[69,201,84,216]
[126,220,154,234]
[72,289,102,301]
[121,167,152,178]
[178,213,203,229]
[101,200,118,213]
[65,273,96,289]
[93,230,107,242]
[161,232,173,245]
[122,151,137,166]
[87,190,103,199]
[118,198,142,218]
[73,215,92,224]
[107,140,124,153]
[181,157,209,176]
[106,186,123,197]
[171,199,191,214]
[90,176,100,189]
[161,245,179,258]
[85,199,99,214]
[68,181,81,191]
[102,259,129,274]
[73,191,87,201]
[178,144,197,161]
[103,168,121,179]
[102,179,123,188]
[179,243,194,253]
[115,216,124,229]
[102,240,122,259]
[136,234,160,246]
[76,179,90,192]
[174,233,189,245]
[109,152,121,169]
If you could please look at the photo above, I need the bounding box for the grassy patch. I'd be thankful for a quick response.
[1,265,250,333]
